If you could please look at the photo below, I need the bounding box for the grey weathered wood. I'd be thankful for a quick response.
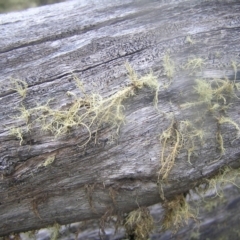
[75,184,240,240]
[0,0,240,237]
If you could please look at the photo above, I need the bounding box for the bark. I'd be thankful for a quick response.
[0,0,240,238]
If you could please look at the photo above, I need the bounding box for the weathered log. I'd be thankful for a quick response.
[0,0,240,238]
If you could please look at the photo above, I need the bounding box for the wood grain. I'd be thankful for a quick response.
[0,0,240,236]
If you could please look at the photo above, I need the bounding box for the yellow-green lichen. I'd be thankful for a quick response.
[125,207,154,240]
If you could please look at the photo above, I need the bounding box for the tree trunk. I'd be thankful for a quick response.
[0,0,240,238]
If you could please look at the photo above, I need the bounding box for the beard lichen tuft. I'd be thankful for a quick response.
[125,207,154,240]
[10,63,160,146]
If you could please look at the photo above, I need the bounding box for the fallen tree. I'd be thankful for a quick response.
[0,0,240,239]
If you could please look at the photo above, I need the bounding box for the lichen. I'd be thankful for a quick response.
[10,78,28,98]
[162,194,197,233]
[125,207,154,240]
[163,52,175,83]
[11,63,160,146]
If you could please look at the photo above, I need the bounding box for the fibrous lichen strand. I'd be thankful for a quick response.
[162,194,197,233]
[11,64,160,146]
[125,207,154,240]
[158,120,182,184]
[163,53,175,84]
[10,78,28,98]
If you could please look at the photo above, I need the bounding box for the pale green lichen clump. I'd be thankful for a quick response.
[125,207,154,240]
[9,127,24,145]
[206,167,240,198]
[158,119,182,182]
[163,53,175,84]
[181,77,238,115]
[162,194,197,233]
[11,64,160,146]
[158,58,240,233]
[184,57,205,72]
[10,78,28,98]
